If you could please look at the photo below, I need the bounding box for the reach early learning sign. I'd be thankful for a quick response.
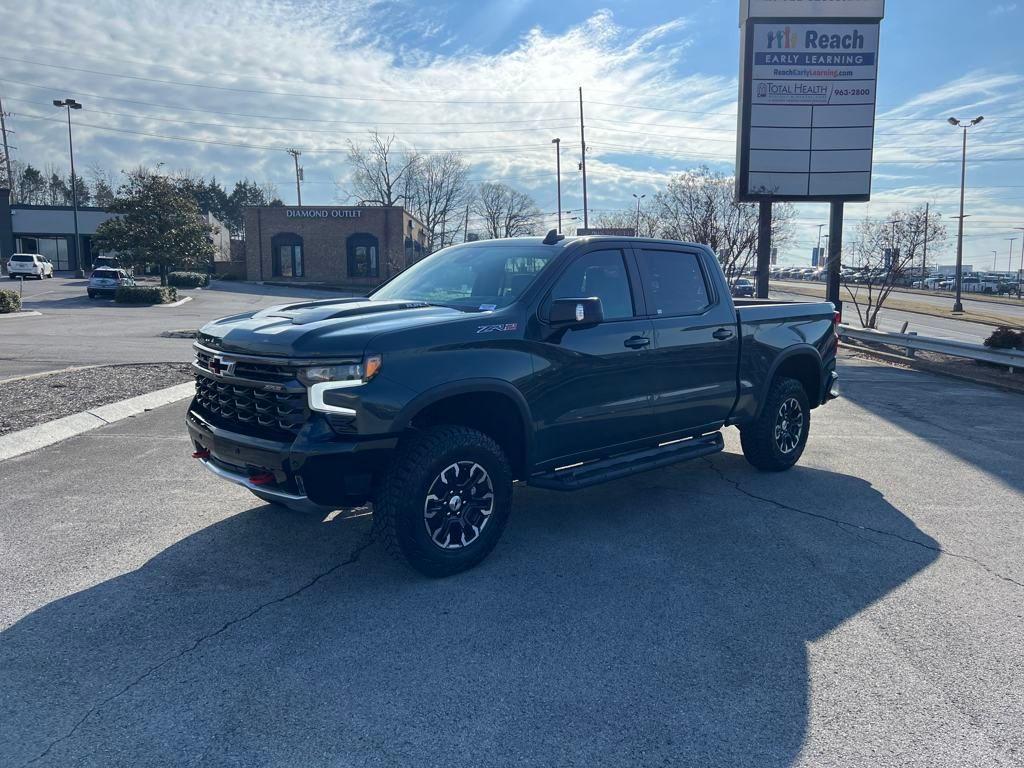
[736,0,885,202]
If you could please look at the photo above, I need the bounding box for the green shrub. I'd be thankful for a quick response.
[115,285,178,304]
[167,271,210,288]
[983,326,1024,351]
[0,289,22,314]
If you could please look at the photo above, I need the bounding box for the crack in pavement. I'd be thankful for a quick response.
[24,535,375,767]
[701,458,1024,590]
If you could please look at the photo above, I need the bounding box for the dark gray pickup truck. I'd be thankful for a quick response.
[187,233,839,576]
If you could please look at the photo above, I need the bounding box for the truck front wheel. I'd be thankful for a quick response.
[740,377,810,472]
[373,425,513,577]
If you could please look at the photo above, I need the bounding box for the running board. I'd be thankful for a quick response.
[528,432,724,491]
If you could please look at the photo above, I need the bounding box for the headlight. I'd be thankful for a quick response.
[299,355,382,387]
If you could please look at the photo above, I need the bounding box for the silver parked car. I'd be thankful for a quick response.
[87,268,135,298]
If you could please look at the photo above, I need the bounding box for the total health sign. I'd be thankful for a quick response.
[736,0,885,202]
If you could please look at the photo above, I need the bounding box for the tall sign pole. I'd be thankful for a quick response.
[756,201,772,298]
[736,0,886,317]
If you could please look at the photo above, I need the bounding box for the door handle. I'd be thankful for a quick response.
[712,328,735,341]
[624,336,651,349]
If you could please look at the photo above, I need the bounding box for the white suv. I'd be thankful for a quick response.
[7,253,54,280]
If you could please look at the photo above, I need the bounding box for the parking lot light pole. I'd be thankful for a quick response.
[1007,238,1018,272]
[948,115,984,313]
[1014,227,1024,299]
[632,193,645,237]
[53,98,84,276]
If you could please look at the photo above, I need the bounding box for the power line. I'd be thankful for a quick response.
[0,80,577,126]
[12,111,555,153]
[2,97,580,136]
[0,42,581,96]
[0,56,577,105]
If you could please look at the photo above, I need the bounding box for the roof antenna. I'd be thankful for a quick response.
[543,229,565,245]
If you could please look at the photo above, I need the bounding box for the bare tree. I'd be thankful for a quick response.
[87,163,118,208]
[342,132,419,207]
[473,183,541,239]
[408,151,471,253]
[11,160,47,204]
[843,206,948,328]
[588,208,661,237]
[652,166,794,285]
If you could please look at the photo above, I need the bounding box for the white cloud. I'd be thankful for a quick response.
[0,0,1019,255]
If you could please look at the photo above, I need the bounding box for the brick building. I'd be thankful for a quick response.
[243,205,428,288]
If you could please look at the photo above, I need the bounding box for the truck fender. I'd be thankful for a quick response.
[753,345,824,421]
[392,378,535,467]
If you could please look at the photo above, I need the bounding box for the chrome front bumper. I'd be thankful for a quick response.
[197,457,334,515]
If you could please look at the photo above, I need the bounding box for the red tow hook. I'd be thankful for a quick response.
[248,472,276,486]
[192,448,210,460]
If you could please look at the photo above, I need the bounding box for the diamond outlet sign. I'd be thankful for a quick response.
[736,0,885,202]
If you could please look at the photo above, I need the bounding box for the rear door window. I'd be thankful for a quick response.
[636,249,711,317]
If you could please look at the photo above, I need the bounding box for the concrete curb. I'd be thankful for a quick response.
[0,382,195,462]
[0,310,43,320]
[157,296,193,308]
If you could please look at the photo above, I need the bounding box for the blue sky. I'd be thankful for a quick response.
[1,0,1022,266]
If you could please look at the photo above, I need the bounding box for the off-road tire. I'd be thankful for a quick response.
[373,425,513,577]
[740,377,811,472]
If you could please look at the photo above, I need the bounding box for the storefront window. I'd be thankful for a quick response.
[271,234,303,278]
[16,236,70,270]
[347,234,379,278]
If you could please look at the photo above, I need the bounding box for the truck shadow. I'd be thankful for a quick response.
[838,361,1024,494]
[1,457,937,767]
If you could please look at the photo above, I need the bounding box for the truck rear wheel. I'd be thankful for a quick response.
[740,377,810,472]
[373,425,513,577]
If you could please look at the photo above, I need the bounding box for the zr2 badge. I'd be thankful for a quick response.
[476,323,519,334]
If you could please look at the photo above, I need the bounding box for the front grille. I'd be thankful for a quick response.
[194,375,308,438]
[195,347,297,384]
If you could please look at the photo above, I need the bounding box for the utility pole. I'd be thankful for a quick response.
[815,223,825,266]
[286,149,302,206]
[948,116,984,313]
[551,138,562,233]
[578,87,589,230]
[0,93,13,193]
[463,202,470,243]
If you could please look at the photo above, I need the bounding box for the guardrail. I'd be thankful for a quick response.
[839,325,1024,372]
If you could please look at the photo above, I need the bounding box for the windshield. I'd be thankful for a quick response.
[370,243,556,309]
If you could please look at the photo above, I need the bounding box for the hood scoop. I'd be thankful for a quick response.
[264,299,433,326]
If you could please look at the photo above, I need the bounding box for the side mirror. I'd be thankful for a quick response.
[549,297,604,328]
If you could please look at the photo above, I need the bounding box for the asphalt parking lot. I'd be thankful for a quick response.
[1,354,1021,767]
[0,276,338,380]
